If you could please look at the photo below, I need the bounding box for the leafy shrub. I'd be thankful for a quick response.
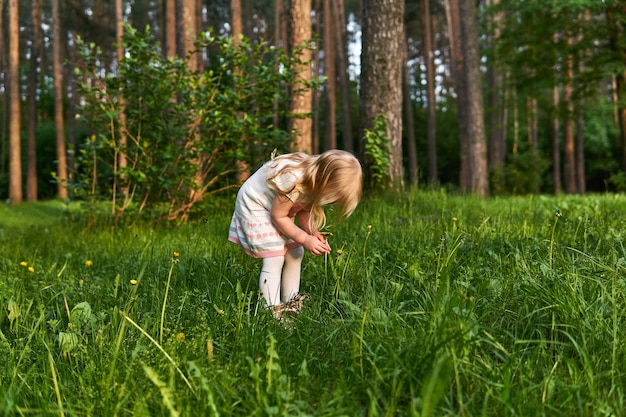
[74,25,311,221]
[364,114,392,189]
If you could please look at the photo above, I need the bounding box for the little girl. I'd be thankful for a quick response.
[228,149,363,317]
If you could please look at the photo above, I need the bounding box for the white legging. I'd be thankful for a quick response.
[259,246,304,306]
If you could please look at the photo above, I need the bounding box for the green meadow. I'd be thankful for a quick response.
[1,191,626,416]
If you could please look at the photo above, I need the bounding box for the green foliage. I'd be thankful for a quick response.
[506,146,551,194]
[3,192,626,415]
[74,25,308,220]
[363,114,392,190]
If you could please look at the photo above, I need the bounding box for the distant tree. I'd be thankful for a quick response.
[323,0,337,150]
[52,0,68,199]
[289,0,313,153]
[8,0,22,205]
[333,0,353,151]
[360,0,405,188]
[423,0,437,186]
[27,0,43,201]
[165,0,176,58]
[458,0,489,196]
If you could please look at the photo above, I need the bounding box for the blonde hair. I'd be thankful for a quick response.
[266,149,363,230]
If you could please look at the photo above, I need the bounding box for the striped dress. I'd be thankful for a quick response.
[228,159,303,258]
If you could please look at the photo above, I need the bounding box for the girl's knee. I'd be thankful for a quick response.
[287,246,304,260]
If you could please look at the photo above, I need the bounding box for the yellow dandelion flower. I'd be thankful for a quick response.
[367,225,372,231]
[85,260,93,267]
[452,217,458,222]
[20,261,28,267]
[130,279,138,285]
[176,333,185,342]
[217,309,225,315]
[173,251,180,259]
[336,249,343,255]
[28,266,34,273]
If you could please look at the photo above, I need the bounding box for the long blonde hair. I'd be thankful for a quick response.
[266,150,363,230]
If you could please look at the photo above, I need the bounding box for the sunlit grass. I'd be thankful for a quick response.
[1,191,626,415]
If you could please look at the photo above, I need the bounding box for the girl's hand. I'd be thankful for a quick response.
[304,235,331,256]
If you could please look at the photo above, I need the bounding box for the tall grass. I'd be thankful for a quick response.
[1,191,626,416]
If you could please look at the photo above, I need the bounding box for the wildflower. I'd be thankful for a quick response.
[321,231,333,238]
[28,267,34,273]
[176,333,185,342]
[20,261,27,267]
[217,308,225,315]
[130,279,138,285]
[85,260,93,267]
[336,249,343,255]
[79,278,84,287]
[367,225,372,231]
[172,251,180,263]
[452,217,458,222]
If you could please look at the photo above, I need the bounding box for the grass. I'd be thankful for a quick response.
[1,190,626,416]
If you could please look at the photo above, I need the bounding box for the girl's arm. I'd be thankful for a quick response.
[270,195,330,256]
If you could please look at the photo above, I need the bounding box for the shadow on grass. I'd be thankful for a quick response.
[0,200,79,229]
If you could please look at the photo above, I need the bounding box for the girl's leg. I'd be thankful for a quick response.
[281,246,304,303]
[260,256,285,307]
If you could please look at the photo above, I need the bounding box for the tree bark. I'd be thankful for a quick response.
[165,0,177,58]
[403,34,418,185]
[289,0,313,153]
[27,0,43,201]
[444,0,470,191]
[563,39,576,194]
[487,0,506,193]
[116,0,128,199]
[9,0,22,204]
[423,0,437,186]
[323,0,337,150]
[552,83,562,195]
[459,0,489,196]
[333,0,353,151]
[360,0,405,188]
[52,0,68,199]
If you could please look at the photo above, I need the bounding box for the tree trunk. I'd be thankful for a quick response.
[231,0,242,45]
[289,0,313,153]
[332,0,353,152]
[487,0,506,193]
[459,0,489,196]
[52,0,68,200]
[360,0,405,188]
[563,41,576,194]
[182,0,198,70]
[165,0,177,58]
[116,0,128,200]
[312,0,321,153]
[27,0,43,201]
[403,34,418,185]
[0,0,6,177]
[423,0,437,186]
[552,84,562,195]
[9,0,22,205]
[444,0,469,191]
[323,0,336,150]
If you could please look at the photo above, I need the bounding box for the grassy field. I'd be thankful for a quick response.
[1,191,626,416]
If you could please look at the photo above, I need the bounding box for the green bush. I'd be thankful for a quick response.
[74,25,312,221]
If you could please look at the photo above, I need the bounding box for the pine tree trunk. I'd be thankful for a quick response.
[52,0,68,200]
[552,84,562,195]
[333,0,353,151]
[444,0,469,192]
[27,0,42,201]
[289,0,313,153]
[360,0,405,188]
[424,0,437,186]
[563,41,576,194]
[9,0,22,204]
[403,34,418,185]
[459,0,489,196]
[323,0,336,150]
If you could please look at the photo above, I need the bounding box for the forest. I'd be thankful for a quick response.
[2,0,626,218]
